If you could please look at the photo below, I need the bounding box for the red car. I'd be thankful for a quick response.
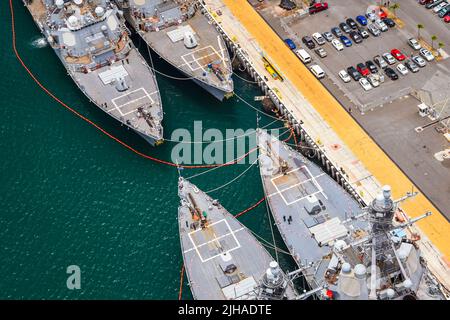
[356,63,370,76]
[445,14,450,23]
[379,8,388,19]
[309,2,328,14]
[391,48,406,61]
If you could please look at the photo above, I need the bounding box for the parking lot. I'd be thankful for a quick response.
[251,0,449,112]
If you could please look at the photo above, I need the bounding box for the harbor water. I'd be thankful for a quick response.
[0,1,298,299]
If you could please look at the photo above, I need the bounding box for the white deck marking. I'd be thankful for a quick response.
[270,165,328,206]
[186,219,242,263]
[108,88,158,116]
[179,46,226,71]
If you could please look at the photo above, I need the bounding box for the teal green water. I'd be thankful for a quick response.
[0,1,298,299]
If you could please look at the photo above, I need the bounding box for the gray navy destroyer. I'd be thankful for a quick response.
[24,0,164,145]
[177,177,298,300]
[257,129,446,300]
[117,0,234,100]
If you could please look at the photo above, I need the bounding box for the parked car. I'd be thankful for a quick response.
[312,32,326,45]
[359,78,373,91]
[309,2,329,14]
[405,60,420,73]
[408,38,421,50]
[365,60,378,73]
[356,15,368,26]
[412,55,427,67]
[284,38,296,50]
[378,8,388,19]
[374,55,388,68]
[445,13,450,22]
[358,28,370,39]
[322,31,333,42]
[302,36,315,49]
[382,52,396,65]
[419,48,435,61]
[349,31,363,44]
[339,22,352,33]
[384,67,399,80]
[346,18,358,29]
[384,18,396,28]
[310,64,326,78]
[375,19,388,32]
[438,5,450,17]
[357,63,370,76]
[331,27,343,37]
[396,63,409,75]
[338,70,351,83]
[366,12,377,21]
[315,47,327,58]
[426,0,443,9]
[368,23,381,36]
[391,48,406,61]
[347,66,361,81]
[367,74,380,87]
[340,35,352,47]
[419,0,434,5]
[331,39,344,51]
[433,1,448,13]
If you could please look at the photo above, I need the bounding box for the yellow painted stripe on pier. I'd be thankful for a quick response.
[223,0,450,259]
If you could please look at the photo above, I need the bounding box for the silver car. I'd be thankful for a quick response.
[412,55,427,67]
[382,52,396,65]
[368,24,381,36]
[375,19,388,32]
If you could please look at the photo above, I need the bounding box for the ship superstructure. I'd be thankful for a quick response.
[257,129,445,300]
[177,177,298,300]
[24,0,163,145]
[118,0,233,100]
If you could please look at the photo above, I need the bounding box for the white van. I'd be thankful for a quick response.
[310,64,325,79]
[295,49,312,64]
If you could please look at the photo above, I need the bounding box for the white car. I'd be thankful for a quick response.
[359,78,373,91]
[382,52,396,65]
[419,48,434,61]
[338,70,351,83]
[366,12,377,22]
[367,74,380,87]
[396,63,409,76]
[331,39,344,51]
[312,32,326,45]
[408,38,421,50]
[375,19,388,32]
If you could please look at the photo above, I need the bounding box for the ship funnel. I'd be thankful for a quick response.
[95,6,105,17]
[183,31,198,49]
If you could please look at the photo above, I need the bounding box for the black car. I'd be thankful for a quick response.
[365,60,378,73]
[384,18,396,28]
[349,31,363,44]
[331,27,343,37]
[302,36,315,49]
[347,66,362,81]
[346,18,358,29]
[385,67,399,80]
[339,22,351,33]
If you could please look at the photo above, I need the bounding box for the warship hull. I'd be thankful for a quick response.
[178,178,297,300]
[257,129,365,294]
[122,1,233,101]
[24,0,164,146]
